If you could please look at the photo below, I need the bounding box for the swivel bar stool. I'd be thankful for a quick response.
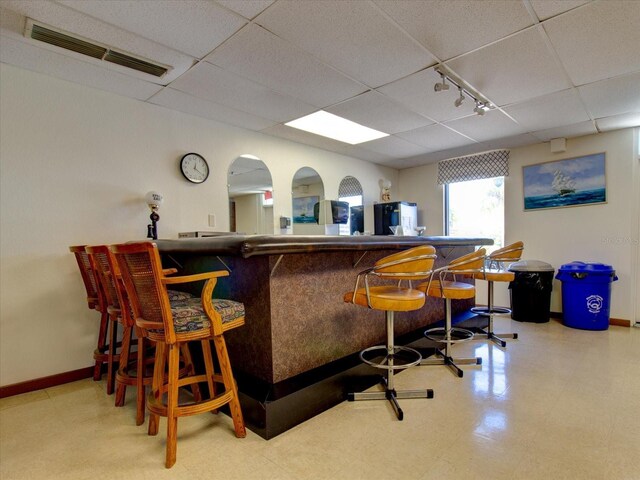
[419,248,486,378]
[471,241,523,347]
[344,245,437,421]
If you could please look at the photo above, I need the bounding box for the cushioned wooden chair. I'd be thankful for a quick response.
[471,241,524,347]
[69,245,118,385]
[418,248,486,378]
[344,245,437,421]
[111,242,246,468]
[85,245,127,395]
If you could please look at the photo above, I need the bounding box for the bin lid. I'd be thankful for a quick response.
[508,260,554,272]
[558,261,615,274]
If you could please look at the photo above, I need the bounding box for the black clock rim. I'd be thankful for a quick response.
[180,152,209,184]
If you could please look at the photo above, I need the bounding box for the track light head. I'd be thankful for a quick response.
[434,73,449,92]
[454,88,465,107]
[474,101,490,116]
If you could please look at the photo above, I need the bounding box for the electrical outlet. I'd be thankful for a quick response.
[208,214,216,227]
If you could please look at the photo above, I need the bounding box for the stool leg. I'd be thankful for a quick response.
[421,299,482,378]
[474,281,518,348]
[349,310,433,420]
[114,325,132,406]
[106,315,118,395]
[93,310,109,381]
[135,336,146,426]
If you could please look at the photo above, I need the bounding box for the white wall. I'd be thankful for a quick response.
[400,129,639,321]
[0,64,398,386]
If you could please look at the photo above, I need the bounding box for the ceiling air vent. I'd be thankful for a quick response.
[26,20,169,78]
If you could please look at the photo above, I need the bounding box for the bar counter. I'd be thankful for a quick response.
[156,235,492,438]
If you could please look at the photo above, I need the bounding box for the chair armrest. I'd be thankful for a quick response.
[162,270,229,285]
[162,268,178,275]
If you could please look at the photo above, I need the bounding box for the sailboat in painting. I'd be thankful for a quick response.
[552,170,576,196]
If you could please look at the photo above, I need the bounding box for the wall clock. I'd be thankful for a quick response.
[180,153,209,184]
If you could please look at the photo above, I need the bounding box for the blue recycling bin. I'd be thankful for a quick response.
[556,262,618,330]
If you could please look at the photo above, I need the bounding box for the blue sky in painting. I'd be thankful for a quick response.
[523,153,605,197]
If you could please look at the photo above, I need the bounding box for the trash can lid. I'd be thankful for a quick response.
[558,261,615,274]
[508,260,554,272]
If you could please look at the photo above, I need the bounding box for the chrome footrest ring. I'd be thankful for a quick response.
[470,306,511,316]
[359,345,422,371]
[424,327,474,344]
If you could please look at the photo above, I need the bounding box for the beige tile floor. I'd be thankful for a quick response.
[1,318,639,480]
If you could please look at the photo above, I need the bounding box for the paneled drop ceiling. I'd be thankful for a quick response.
[1,0,639,169]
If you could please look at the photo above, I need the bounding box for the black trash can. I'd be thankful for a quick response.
[508,260,554,323]
[556,262,618,330]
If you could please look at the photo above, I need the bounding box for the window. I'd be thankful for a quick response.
[338,176,363,235]
[445,176,504,253]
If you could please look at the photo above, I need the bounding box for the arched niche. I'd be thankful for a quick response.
[228,155,274,234]
[291,167,324,234]
[338,176,364,235]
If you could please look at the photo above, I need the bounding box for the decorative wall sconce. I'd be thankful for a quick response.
[145,191,163,240]
[381,179,392,202]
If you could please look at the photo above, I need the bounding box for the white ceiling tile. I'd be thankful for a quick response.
[377,68,476,122]
[504,89,590,131]
[375,0,533,61]
[260,124,359,157]
[149,87,277,131]
[326,91,433,134]
[396,124,478,150]
[216,0,274,19]
[0,34,162,100]
[205,24,366,106]
[446,28,570,106]
[342,146,393,164]
[170,62,316,122]
[578,72,640,119]
[529,0,591,21]
[358,135,432,158]
[481,133,541,150]
[58,0,246,59]
[543,1,640,85]
[595,112,640,132]
[398,144,490,168]
[2,0,196,84]
[254,0,435,88]
[444,110,526,142]
[530,120,597,142]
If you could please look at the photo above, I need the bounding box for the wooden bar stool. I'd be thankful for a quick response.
[69,245,117,384]
[344,245,437,421]
[418,249,486,378]
[86,245,126,395]
[471,241,524,347]
[111,242,246,468]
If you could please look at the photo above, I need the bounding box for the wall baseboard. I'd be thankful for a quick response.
[550,312,630,327]
[0,366,94,399]
[609,318,632,327]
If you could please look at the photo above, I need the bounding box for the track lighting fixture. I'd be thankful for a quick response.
[454,87,464,107]
[434,73,450,92]
[433,66,493,115]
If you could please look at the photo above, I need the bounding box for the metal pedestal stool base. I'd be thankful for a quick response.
[470,281,519,348]
[348,312,434,421]
[423,326,482,378]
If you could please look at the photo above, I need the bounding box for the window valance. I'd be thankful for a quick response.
[438,150,509,185]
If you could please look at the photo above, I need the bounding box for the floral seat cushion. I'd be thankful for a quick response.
[166,290,195,302]
[170,297,245,333]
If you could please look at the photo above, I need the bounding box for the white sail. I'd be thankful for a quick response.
[552,170,576,196]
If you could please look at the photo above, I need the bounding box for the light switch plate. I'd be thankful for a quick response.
[208,214,216,227]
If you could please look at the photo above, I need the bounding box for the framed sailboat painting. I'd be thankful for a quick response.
[523,153,606,211]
